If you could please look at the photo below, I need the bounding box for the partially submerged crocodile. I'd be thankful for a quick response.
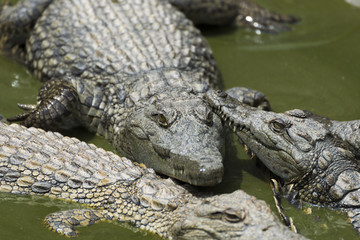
[0,121,307,239]
[206,89,360,233]
[0,0,296,186]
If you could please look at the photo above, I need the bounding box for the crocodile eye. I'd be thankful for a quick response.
[269,119,291,133]
[152,113,169,128]
[209,209,244,223]
[209,211,223,220]
[224,208,245,223]
[158,114,168,127]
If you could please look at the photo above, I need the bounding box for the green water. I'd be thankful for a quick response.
[0,0,360,239]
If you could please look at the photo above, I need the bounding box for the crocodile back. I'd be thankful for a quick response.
[26,0,220,90]
[0,122,145,196]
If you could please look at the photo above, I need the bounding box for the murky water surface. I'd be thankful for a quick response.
[0,0,360,239]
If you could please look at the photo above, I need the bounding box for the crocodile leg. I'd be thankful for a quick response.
[168,0,238,25]
[226,86,271,111]
[0,0,53,58]
[44,209,107,237]
[7,79,79,130]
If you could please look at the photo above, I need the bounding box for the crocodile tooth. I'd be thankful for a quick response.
[244,144,249,154]
[287,184,294,193]
[270,179,280,193]
[233,125,237,132]
[251,152,256,160]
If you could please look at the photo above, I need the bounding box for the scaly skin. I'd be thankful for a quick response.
[0,0,294,186]
[1,0,229,186]
[206,89,360,233]
[0,121,307,239]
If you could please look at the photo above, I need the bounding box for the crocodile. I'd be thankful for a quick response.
[0,120,307,239]
[0,0,296,186]
[206,89,360,233]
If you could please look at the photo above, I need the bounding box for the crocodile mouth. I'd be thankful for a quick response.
[126,123,224,186]
[152,141,224,186]
[211,104,301,180]
[212,105,255,152]
[162,148,224,186]
[175,226,225,240]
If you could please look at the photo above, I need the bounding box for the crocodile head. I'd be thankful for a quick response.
[206,90,360,206]
[116,92,225,186]
[170,190,303,239]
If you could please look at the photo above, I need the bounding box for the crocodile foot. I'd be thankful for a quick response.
[226,86,271,111]
[44,209,106,237]
[271,178,298,233]
[7,79,78,129]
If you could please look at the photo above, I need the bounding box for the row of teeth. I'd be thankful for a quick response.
[215,107,246,133]
[213,106,256,160]
[244,144,256,159]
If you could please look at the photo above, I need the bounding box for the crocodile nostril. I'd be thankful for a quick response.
[216,90,228,98]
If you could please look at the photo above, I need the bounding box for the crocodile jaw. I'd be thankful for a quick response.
[118,131,225,186]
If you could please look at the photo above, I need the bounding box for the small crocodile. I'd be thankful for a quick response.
[0,121,307,239]
[0,0,295,186]
[206,89,360,233]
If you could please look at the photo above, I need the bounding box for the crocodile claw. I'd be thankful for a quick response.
[6,103,38,123]
[7,79,78,129]
[17,103,37,111]
[7,101,53,128]
[270,178,298,232]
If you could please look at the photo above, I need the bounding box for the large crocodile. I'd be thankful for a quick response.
[0,0,296,186]
[206,89,360,233]
[0,120,307,239]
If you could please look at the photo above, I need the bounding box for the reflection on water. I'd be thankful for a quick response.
[346,0,360,7]
[0,0,360,239]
